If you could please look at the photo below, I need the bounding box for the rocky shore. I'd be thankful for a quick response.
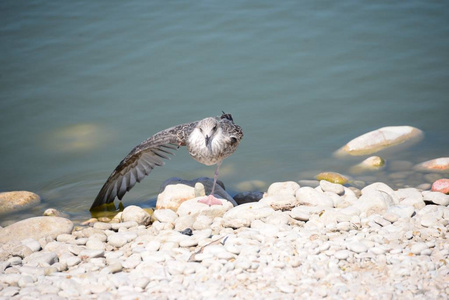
[1,125,448,299]
[1,178,449,299]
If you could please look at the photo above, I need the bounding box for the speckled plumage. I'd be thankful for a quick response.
[90,113,243,210]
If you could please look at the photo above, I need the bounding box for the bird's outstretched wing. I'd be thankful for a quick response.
[90,121,198,210]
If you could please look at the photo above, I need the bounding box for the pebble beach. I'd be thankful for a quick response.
[1,126,449,299]
[1,179,449,299]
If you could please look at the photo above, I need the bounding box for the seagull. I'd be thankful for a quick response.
[90,112,243,210]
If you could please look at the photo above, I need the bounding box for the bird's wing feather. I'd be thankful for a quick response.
[90,121,198,210]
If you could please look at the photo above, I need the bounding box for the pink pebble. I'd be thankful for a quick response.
[431,179,449,194]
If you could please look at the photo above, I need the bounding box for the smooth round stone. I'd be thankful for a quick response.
[383,212,399,223]
[192,215,214,230]
[335,126,423,157]
[78,249,104,258]
[156,183,195,211]
[362,183,399,204]
[354,190,392,216]
[422,191,449,206]
[86,239,106,250]
[289,207,310,221]
[122,253,141,269]
[0,217,73,244]
[121,206,152,226]
[296,187,334,208]
[319,180,344,195]
[415,157,449,172]
[369,247,386,255]
[267,181,300,197]
[23,252,58,266]
[386,205,415,219]
[420,214,438,227]
[21,238,42,252]
[0,191,41,215]
[93,222,112,231]
[108,234,128,248]
[222,202,275,229]
[174,215,195,231]
[66,256,81,267]
[431,179,449,194]
[17,275,34,288]
[410,243,429,255]
[334,250,352,260]
[251,220,278,237]
[315,172,348,185]
[351,156,386,172]
[347,242,368,253]
[153,209,178,224]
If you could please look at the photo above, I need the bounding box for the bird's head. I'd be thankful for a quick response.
[197,117,219,146]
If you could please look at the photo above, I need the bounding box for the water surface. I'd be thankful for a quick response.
[1,1,448,224]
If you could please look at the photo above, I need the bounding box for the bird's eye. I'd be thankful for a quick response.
[213,125,217,131]
[231,137,238,144]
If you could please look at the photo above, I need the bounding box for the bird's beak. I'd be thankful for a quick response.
[205,135,210,146]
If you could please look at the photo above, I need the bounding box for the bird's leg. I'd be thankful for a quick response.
[198,161,223,206]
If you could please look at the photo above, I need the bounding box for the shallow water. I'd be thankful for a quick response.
[1,0,448,224]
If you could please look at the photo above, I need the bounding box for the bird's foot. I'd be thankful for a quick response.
[198,195,223,206]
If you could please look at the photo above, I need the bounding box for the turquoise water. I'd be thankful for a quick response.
[1,1,448,223]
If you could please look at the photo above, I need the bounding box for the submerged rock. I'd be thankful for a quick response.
[0,191,41,215]
[335,126,423,157]
[350,156,386,173]
[0,217,73,243]
[315,172,349,185]
[415,157,449,172]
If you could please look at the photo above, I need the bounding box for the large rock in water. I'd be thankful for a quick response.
[335,126,423,157]
[414,157,449,172]
[0,191,41,215]
[0,217,74,243]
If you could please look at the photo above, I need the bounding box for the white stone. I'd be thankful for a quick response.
[23,252,58,266]
[192,215,214,230]
[177,197,233,220]
[222,202,275,228]
[156,184,196,211]
[78,249,104,258]
[108,233,128,248]
[267,181,300,197]
[410,243,429,255]
[295,187,334,208]
[422,191,449,206]
[174,215,195,231]
[362,182,399,204]
[153,209,178,223]
[289,207,310,221]
[334,250,351,260]
[420,214,438,227]
[319,180,345,195]
[335,126,423,156]
[86,238,106,251]
[386,205,415,219]
[354,190,392,216]
[0,217,73,244]
[121,205,152,226]
[259,195,299,211]
[21,238,41,252]
[347,242,368,253]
